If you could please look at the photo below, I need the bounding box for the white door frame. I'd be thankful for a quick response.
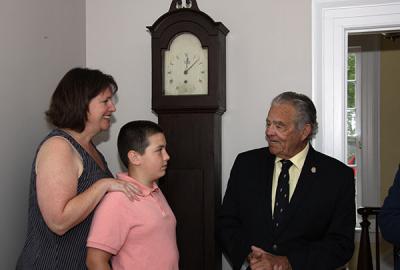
[312,0,400,206]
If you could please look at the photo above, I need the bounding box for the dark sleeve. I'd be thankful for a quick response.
[287,166,356,270]
[216,154,251,270]
[379,169,400,245]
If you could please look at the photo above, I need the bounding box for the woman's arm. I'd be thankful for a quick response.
[36,136,139,235]
[86,247,112,270]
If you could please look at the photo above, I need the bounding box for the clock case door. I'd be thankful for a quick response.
[148,4,228,114]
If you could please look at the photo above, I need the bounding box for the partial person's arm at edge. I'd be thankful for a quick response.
[379,169,400,245]
[86,247,112,270]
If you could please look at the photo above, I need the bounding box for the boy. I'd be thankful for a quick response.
[86,120,179,270]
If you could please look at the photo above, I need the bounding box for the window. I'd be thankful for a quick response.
[346,35,380,230]
[346,49,362,227]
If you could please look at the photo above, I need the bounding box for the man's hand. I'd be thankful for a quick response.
[248,246,292,270]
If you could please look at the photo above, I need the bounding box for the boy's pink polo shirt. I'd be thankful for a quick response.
[87,172,179,270]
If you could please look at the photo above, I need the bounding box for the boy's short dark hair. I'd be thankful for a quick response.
[117,120,164,168]
[46,67,118,132]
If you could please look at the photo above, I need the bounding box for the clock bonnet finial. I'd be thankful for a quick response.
[169,0,199,11]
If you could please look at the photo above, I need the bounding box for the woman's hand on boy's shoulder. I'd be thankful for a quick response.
[102,178,142,201]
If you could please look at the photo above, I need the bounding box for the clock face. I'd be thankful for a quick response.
[163,33,208,96]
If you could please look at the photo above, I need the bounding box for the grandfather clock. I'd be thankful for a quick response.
[147,1,228,269]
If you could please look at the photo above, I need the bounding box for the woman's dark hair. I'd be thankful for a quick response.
[46,67,118,132]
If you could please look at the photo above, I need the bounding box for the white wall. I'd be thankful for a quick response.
[0,0,85,268]
[86,0,312,269]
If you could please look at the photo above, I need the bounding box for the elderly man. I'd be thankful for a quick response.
[217,92,355,270]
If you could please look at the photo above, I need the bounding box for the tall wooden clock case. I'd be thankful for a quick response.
[148,1,228,269]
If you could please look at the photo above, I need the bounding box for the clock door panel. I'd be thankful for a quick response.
[158,169,204,270]
[158,113,221,270]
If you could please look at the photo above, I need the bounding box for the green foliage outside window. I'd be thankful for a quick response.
[347,54,356,108]
[347,53,357,140]
[348,54,355,80]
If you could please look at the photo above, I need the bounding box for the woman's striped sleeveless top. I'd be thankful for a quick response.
[16,129,113,269]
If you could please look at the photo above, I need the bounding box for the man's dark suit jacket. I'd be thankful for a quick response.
[379,168,400,270]
[217,145,355,270]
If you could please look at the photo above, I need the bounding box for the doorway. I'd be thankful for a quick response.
[346,31,400,269]
[313,1,400,269]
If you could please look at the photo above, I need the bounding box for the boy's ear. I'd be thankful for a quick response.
[127,150,141,165]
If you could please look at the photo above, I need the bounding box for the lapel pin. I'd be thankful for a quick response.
[311,167,316,173]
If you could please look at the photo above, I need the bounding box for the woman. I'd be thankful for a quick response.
[16,67,139,269]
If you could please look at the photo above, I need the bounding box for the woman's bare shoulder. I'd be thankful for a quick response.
[36,135,83,173]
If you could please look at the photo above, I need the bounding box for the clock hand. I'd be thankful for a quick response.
[184,58,199,74]
[184,54,190,69]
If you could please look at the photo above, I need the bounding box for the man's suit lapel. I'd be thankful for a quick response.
[262,150,276,231]
[274,146,319,236]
